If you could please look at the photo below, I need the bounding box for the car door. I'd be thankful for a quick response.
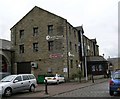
[12,76,23,93]
[59,75,64,82]
[57,75,62,82]
[22,75,30,90]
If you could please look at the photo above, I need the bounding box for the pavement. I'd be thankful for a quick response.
[35,76,109,97]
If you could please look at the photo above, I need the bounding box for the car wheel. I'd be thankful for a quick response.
[29,85,35,92]
[109,90,114,96]
[4,88,12,97]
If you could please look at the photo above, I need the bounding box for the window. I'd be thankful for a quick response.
[70,42,72,50]
[92,65,95,71]
[99,65,102,71]
[48,41,54,51]
[69,26,71,35]
[33,27,38,36]
[76,60,78,68]
[19,30,24,38]
[33,43,38,52]
[14,76,22,82]
[23,75,29,80]
[19,44,24,53]
[70,60,73,68]
[48,25,53,35]
[28,75,35,79]
[113,73,120,79]
[74,30,76,38]
[75,44,77,52]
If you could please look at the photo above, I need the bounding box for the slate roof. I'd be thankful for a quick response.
[0,39,11,50]
[75,26,84,34]
[87,56,107,62]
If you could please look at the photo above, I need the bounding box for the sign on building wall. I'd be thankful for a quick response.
[46,35,64,40]
[63,68,67,73]
[49,53,63,59]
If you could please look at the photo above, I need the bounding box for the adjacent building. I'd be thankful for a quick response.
[0,39,13,79]
[107,57,120,71]
[11,6,107,80]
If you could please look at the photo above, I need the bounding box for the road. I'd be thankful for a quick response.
[53,81,114,97]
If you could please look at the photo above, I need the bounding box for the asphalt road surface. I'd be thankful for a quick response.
[53,81,117,97]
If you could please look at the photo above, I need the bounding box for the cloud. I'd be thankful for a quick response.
[0,0,119,58]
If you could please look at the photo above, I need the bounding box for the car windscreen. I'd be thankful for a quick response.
[113,73,120,79]
[1,75,16,82]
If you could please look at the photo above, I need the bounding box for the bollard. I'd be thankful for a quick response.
[91,74,94,83]
[45,79,48,94]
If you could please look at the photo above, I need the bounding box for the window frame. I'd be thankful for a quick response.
[75,44,77,52]
[76,60,78,68]
[70,59,73,68]
[19,44,24,54]
[28,75,35,79]
[74,30,76,38]
[22,75,29,81]
[69,26,71,35]
[48,41,54,51]
[19,30,24,38]
[33,27,38,36]
[14,76,22,82]
[48,25,53,35]
[70,42,72,50]
[33,42,39,52]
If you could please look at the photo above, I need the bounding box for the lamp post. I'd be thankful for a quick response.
[85,56,88,81]
[84,44,88,81]
[109,63,113,78]
[82,34,88,81]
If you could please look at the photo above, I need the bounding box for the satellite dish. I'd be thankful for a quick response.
[46,35,50,40]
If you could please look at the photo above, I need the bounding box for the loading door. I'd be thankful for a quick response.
[17,62,31,74]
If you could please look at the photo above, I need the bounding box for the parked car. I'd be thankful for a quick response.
[45,74,65,84]
[0,74,37,97]
[109,70,120,96]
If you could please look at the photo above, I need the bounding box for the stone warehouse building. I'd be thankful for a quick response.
[11,6,102,79]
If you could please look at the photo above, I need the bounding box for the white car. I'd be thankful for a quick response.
[45,74,65,84]
[0,74,37,97]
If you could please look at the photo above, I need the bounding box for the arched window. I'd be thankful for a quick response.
[2,55,8,72]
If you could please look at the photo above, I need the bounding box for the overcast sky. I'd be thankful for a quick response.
[0,0,119,59]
